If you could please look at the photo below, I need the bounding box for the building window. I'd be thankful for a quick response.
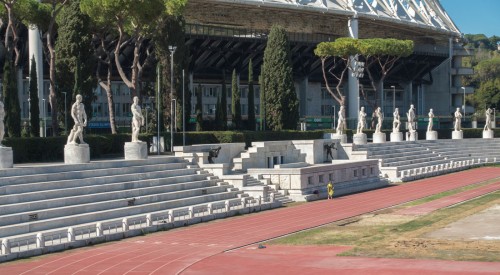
[114,103,121,117]
[319,174,324,183]
[321,105,334,116]
[362,168,366,176]
[241,104,248,116]
[241,87,248,98]
[122,103,131,117]
[255,87,260,99]
[204,104,216,115]
[308,176,313,185]
[354,169,358,177]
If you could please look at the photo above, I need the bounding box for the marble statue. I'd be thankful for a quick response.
[427,109,435,132]
[356,106,367,134]
[67,94,88,145]
[0,101,4,146]
[484,108,493,131]
[131,96,145,142]
[375,107,383,133]
[392,108,400,133]
[454,108,462,131]
[407,104,416,132]
[336,105,346,135]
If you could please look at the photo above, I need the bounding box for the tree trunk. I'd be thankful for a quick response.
[47,28,58,136]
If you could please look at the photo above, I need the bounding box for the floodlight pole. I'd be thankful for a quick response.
[182,69,185,146]
[169,45,177,152]
[391,85,395,113]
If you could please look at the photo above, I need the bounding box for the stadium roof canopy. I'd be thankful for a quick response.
[213,0,460,36]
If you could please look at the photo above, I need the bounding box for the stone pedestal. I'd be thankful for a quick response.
[353,133,367,145]
[406,131,418,141]
[483,130,494,139]
[426,131,438,140]
[125,142,148,160]
[452,130,463,140]
[390,132,403,142]
[0,146,13,168]
[64,143,90,164]
[331,134,347,143]
[373,132,386,143]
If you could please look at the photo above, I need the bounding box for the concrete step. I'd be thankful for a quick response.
[0,166,199,196]
[0,184,230,227]
[0,178,220,215]
[0,190,242,238]
[0,162,189,187]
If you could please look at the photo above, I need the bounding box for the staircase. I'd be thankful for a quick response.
[0,156,264,256]
[245,175,294,204]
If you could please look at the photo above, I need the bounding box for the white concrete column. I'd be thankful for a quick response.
[36,232,45,248]
[1,239,10,255]
[96,222,103,237]
[347,13,359,119]
[29,21,44,137]
[67,227,75,242]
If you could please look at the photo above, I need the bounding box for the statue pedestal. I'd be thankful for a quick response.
[373,133,386,143]
[390,132,403,142]
[406,131,418,141]
[0,146,13,168]
[64,143,90,164]
[353,133,367,145]
[125,142,148,160]
[452,130,463,140]
[483,130,494,139]
[331,134,347,143]
[426,131,438,140]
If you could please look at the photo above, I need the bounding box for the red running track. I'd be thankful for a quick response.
[1,167,499,275]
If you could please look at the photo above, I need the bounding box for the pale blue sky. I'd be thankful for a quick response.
[440,0,500,37]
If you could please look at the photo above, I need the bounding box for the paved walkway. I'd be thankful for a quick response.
[1,167,499,274]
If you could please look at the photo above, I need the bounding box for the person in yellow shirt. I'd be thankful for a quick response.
[327,181,334,200]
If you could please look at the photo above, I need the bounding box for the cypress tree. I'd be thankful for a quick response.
[29,56,40,137]
[2,59,21,137]
[260,25,300,130]
[231,69,241,129]
[195,84,203,131]
[214,95,223,130]
[220,77,228,130]
[247,59,256,130]
[259,73,265,131]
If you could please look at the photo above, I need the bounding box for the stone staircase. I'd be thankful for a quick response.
[352,138,500,181]
[0,156,271,259]
[245,176,294,204]
[232,141,306,171]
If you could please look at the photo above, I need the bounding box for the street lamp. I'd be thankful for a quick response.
[169,45,177,152]
[391,85,396,113]
[182,69,186,146]
[62,92,67,135]
[172,98,177,133]
[42,98,46,137]
[461,86,466,113]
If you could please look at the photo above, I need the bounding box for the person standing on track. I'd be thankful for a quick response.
[327,181,334,200]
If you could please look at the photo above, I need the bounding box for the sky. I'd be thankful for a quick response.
[439,0,500,37]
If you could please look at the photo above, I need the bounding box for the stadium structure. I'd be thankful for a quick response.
[21,0,472,132]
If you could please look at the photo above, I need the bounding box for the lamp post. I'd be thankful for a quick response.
[391,85,396,113]
[156,64,161,155]
[62,92,67,134]
[172,99,177,134]
[182,69,186,146]
[168,45,177,152]
[461,86,466,113]
[42,98,46,137]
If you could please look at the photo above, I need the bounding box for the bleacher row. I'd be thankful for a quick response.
[0,156,277,261]
[353,138,500,181]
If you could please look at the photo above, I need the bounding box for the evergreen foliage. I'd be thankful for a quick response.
[56,0,96,133]
[2,59,21,137]
[231,69,242,129]
[247,59,256,130]
[29,56,40,137]
[220,78,228,130]
[195,84,203,131]
[260,25,299,130]
[214,95,223,130]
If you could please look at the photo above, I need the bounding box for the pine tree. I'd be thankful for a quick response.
[260,25,300,130]
[247,59,256,130]
[195,84,203,131]
[220,77,228,130]
[231,69,242,129]
[29,56,40,137]
[2,59,21,137]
